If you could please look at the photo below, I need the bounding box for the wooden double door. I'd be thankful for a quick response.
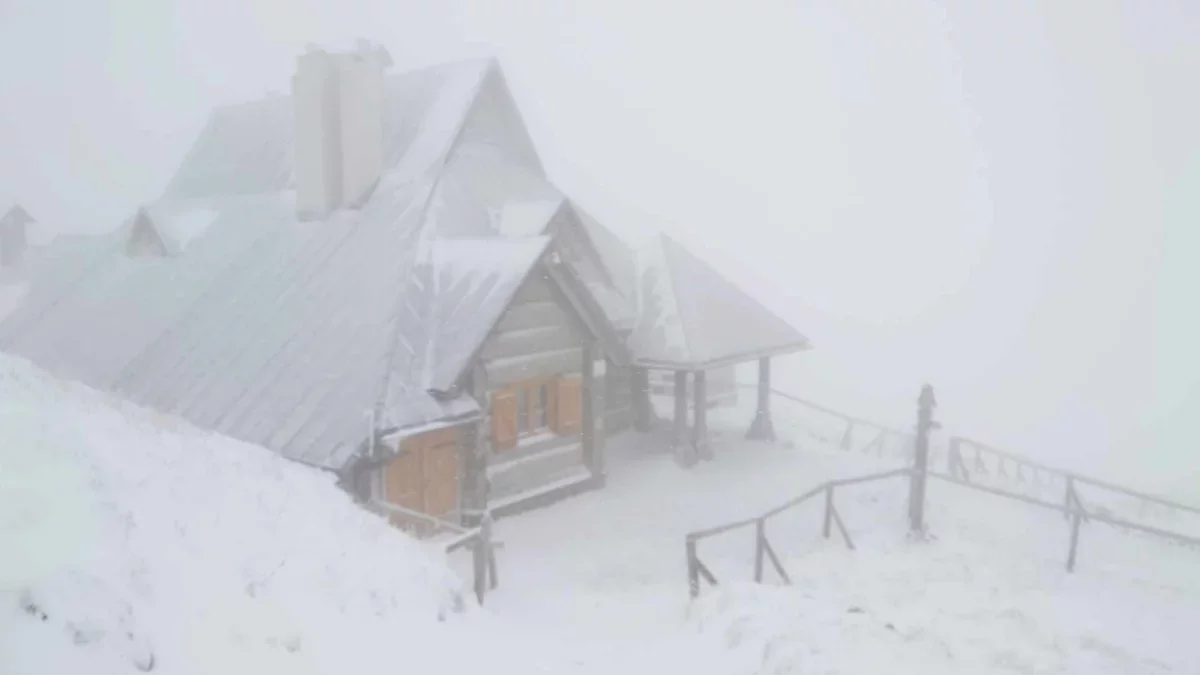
[384,427,461,533]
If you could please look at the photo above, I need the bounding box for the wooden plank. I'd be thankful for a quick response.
[509,272,556,304]
[491,388,518,452]
[555,376,583,435]
[485,348,583,387]
[482,324,582,361]
[495,300,562,333]
[423,436,460,519]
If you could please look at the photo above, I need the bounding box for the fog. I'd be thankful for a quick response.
[2,0,1196,494]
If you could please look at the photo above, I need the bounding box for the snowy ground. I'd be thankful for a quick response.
[472,402,1200,674]
[0,354,592,675]
[6,350,1199,674]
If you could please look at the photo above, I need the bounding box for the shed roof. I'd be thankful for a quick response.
[626,233,811,369]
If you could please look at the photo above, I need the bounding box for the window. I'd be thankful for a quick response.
[492,378,570,452]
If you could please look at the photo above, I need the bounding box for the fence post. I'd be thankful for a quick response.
[909,385,936,535]
[823,486,834,539]
[686,537,700,598]
[1063,475,1076,520]
[472,532,488,605]
[754,520,766,582]
[482,513,498,591]
[1066,511,1082,572]
[840,421,855,451]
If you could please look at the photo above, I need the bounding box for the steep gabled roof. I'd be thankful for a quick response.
[626,233,811,369]
[0,59,529,470]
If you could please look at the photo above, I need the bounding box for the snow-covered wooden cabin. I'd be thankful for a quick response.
[0,45,810,529]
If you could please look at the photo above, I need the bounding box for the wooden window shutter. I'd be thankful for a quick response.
[554,377,583,435]
[492,388,518,451]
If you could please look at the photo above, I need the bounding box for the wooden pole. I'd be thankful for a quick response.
[1066,511,1082,572]
[745,357,776,441]
[909,384,936,535]
[693,369,712,461]
[673,370,693,466]
[823,485,834,539]
[633,366,654,432]
[686,538,700,598]
[754,519,766,582]
[580,342,604,478]
[1063,475,1075,521]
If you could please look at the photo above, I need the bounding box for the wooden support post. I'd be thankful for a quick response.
[1066,511,1082,572]
[686,537,700,598]
[1063,475,1075,521]
[840,421,855,451]
[472,535,488,604]
[754,520,766,582]
[633,366,655,432]
[581,342,605,479]
[693,370,712,461]
[461,363,490,528]
[823,485,834,539]
[745,357,776,441]
[909,384,936,535]
[673,370,695,466]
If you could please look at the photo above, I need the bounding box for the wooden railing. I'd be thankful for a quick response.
[736,383,918,460]
[948,435,1200,527]
[370,500,501,605]
[684,468,912,598]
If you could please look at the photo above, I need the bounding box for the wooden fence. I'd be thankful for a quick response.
[685,468,911,598]
[687,387,1200,597]
[736,383,920,462]
[370,500,500,605]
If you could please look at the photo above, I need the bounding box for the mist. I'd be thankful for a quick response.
[2,0,1196,495]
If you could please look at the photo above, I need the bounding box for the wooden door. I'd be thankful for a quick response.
[383,427,461,534]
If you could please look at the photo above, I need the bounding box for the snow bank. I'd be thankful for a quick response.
[0,353,473,675]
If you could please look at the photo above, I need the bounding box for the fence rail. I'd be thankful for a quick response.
[687,465,1200,599]
[370,500,500,604]
[685,468,911,598]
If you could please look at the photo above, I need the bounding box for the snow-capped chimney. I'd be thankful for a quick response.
[293,47,342,219]
[292,42,392,219]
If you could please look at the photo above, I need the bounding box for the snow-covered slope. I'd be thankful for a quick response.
[0,353,580,675]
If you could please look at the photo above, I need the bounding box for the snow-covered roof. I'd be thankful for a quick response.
[0,55,809,471]
[0,58,572,472]
[626,233,811,369]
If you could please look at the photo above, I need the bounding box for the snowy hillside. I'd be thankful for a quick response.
[0,354,581,675]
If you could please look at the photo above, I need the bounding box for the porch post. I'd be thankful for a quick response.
[672,370,695,466]
[693,369,712,461]
[581,342,606,480]
[633,366,655,432]
[461,362,491,527]
[745,357,776,441]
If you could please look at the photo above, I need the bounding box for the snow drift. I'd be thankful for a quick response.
[0,353,476,674]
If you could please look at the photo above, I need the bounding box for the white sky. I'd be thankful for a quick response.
[1,0,1197,492]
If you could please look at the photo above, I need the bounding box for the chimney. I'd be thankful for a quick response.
[292,42,391,219]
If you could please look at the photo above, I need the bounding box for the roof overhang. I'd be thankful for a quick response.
[632,339,812,372]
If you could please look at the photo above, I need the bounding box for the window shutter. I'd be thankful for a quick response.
[492,388,518,451]
[554,376,583,435]
[546,380,560,432]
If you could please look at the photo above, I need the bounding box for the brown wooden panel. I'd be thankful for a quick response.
[492,388,518,452]
[422,438,460,518]
[384,449,423,522]
[555,376,583,435]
